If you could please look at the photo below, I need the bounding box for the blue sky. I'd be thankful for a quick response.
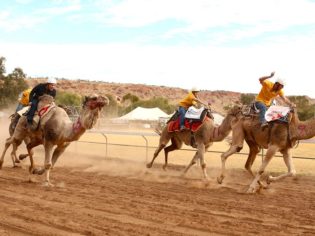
[1,0,315,97]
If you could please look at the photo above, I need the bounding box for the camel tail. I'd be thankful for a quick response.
[154,127,162,136]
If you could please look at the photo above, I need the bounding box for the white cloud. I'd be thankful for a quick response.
[1,39,315,98]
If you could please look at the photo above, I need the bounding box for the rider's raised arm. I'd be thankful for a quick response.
[259,71,275,85]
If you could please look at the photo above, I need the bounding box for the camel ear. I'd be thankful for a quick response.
[82,96,88,106]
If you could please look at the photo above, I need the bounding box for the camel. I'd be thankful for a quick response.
[146,105,242,179]
[7,102,75,166]
[0,94,109,186]
[218,108,315,193]
[2,95,55,168]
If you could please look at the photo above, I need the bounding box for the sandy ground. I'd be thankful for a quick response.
[0,115,315,235]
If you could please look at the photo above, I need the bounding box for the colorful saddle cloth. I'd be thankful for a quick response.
[167,106,211,132]
[265,105,291,123]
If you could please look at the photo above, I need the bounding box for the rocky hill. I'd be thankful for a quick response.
[27,78,242,114]
[26,78,314,115]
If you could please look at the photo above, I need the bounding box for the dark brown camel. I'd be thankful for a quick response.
[147,105,242,179]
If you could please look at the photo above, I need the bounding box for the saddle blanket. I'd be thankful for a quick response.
[17,106,30,116]
[167,116,208,133]
[185,106,204,120]
[265,105,290,122]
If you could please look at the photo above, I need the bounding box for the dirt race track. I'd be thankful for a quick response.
[0,155,314,236]
[0,116,314,235]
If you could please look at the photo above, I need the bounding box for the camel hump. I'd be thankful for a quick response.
[39,94,54,103]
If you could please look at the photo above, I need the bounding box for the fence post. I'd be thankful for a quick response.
[141,135,148,163]
[101,133,108,157]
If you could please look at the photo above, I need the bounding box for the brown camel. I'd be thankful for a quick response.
[219,108,315,193]
[0,94,109,186]
[146,105,242,179]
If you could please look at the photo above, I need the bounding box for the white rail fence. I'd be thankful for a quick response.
[75,130,315,163]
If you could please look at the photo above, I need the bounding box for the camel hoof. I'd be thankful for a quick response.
[32,168,45,175]
[42,181,54,187]
[162,165,167,171]
[217,176,224,184]
[246,184,260,194]
[258,180,268,189]
[146,163,152,168]
[266,176,273,185]
[19,154,28,160]
[246,187,255,194]
[28,176,36,183]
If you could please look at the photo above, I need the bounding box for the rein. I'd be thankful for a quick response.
[72,117,82,134]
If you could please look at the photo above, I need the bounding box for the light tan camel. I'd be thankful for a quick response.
[1,95,54,168]
[6,97,74,167]
[0,94,109,186]
[219,108,315,193]
[146,105,242,179]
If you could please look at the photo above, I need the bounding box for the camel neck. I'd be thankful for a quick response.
[296,119,315,140]
[211,114,233,141]
[69,117,86,141]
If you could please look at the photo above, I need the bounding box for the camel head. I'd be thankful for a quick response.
[227,105,243,118]
[80,94,109,129]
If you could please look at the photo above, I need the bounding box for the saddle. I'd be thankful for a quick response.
[167,106,213,133]
[242,102,260,116]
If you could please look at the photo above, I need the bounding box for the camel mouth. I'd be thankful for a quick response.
[84,95,109,110]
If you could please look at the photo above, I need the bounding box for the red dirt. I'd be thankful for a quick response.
[0,158,314,236]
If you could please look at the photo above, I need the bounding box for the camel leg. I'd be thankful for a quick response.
[245,144,260,177]
[163,138,181,170]
[267,149,296,183]
[218,123,245,184]
[247,145,278,193]
[146,144,166,168]
[182,151,199,176]
[26,139,42,175]
[43,142,54,187]
[244,144,269,189]
[197,143,208,179]
[51,142,70,168]
[217,145,243,184]
[19,137,32,160]
[0,137,13,168]
[10,140,23,167]
[183,143,208,180]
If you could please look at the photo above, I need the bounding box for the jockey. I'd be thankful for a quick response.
[255,71,295,128]
[15,88,32,112]
[178,87,207,131]
[27,77,57,126]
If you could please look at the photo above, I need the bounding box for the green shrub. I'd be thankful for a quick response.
[55,91,82,107]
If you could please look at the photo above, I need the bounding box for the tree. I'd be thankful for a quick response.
[0,56,6,79]
[289,96,315,121]
[55,91,82,107]
[240,93,255,105]
[0,57,28,108]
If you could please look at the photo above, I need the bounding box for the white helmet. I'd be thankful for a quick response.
[275,78,285,86]
[47,77,57,84]
[191,87,200,92]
